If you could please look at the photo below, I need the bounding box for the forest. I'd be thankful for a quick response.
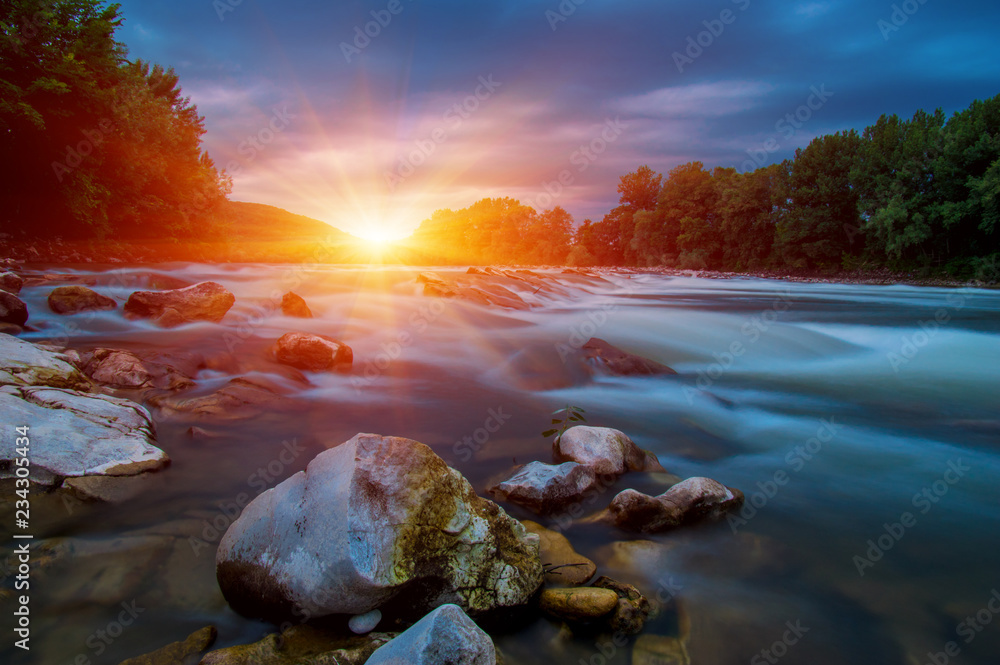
[0,0,231,241]
[410,94,1000,278]
[2,1,998,277]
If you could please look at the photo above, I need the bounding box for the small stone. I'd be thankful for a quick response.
[349,609,383,635]
[608,478,744,533]
[47,285,117,315]
[555,426,665,476]
[522,520,596,586]
[539,587,619,621]
[273,332,353,372]
[0,271,23,295]
[124,281,235,325]
[281,292,313,318]
[490,461,599,514]
[592,576,651,635]
[366,604,496,665]
[0,291,28,327]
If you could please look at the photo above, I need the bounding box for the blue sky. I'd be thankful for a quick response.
[114,0,1000,238]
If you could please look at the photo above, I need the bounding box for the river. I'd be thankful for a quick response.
[4,264,1000,664]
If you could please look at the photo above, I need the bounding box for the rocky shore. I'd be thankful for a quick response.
[0,258,835,664]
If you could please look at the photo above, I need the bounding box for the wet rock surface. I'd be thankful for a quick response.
[47,285,117,315]
[272,332,353,371]
[607,477,744,533]
[554,426,665,477]
[490,461,599,514]
[216,433,543,621]
[124,281,235,326]
[367,604,497,665]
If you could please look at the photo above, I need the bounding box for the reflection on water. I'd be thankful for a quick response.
[4,265,1000,664]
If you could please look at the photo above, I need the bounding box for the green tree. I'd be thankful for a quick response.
[773,131,863,270]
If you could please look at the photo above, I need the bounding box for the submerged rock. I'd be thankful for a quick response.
[592,576,652,635]
[124,281,235,326]
[554,426,665,477]
[539,587,619,622]
[522,521,596,586]
[81,348,199,392]
[281,292,313,318]
[0,333,90,390]
[118,626,218,665]
[489,461,599,514]
[418,272,530,310]
[367,604,496,665]
[272,332,352,372]
[47,285,117,315]
[216,433,543,621]
[0,385,168,486]
[581,338,676,376]
[0,291,28,327]
[200,626,394,665]
[608,478,744,533]
[0,271,24,295]
[154,376,291,420]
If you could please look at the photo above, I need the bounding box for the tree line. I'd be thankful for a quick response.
[1,0,231,240]
[412,93,999,278]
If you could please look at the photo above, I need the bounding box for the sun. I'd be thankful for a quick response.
[354,228,400,248]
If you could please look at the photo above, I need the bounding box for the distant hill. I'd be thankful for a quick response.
[226,201,356,243]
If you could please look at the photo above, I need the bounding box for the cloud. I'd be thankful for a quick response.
[613,81,776,119]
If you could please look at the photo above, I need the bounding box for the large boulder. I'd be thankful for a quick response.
[366,604,496,665]
[581,338,676,376]
[124,281,235,326]
[607,477,744,533]
[0,385,168,486]
[47,285,117,315]
[272,332,352,372]
[0,271,24,295]
[554,426,665,477]
[489,461,599,514]
[0,291,28,327]
[0,333,90,390]
[216,433,543,622]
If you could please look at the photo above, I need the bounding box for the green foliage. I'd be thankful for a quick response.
[542,405,587,442]
[0,0,230,239]
[567,93,999,276]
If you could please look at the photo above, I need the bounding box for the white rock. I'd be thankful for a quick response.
[554,426,664,476]
[366,604,496,665]
[0,333,90,390]
[0,385,168,486]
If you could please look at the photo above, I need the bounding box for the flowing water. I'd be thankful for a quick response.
[3,264,1000,664]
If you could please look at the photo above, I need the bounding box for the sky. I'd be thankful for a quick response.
[115,0,1000,241]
